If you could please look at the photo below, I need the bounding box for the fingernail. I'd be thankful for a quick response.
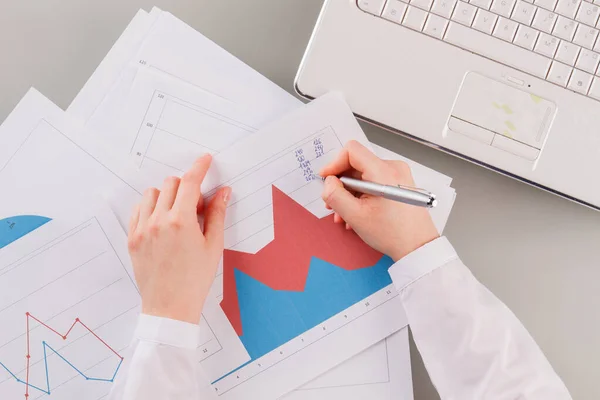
[223,187,232,204]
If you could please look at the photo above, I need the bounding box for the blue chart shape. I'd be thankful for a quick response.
[236,255,394,361]
[0,215,52,249]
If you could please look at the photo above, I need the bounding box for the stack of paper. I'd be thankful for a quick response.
[0,7,455,400]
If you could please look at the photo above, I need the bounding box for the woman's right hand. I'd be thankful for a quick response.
[320,141,439,262]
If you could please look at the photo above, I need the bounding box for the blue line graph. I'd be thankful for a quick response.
[0,341,123,395]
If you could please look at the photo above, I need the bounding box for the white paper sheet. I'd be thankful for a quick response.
[0,89,147,228]
[71,10,298,137]
[194,93,408,400]
[0,90,250,382]
[284,327,414,400]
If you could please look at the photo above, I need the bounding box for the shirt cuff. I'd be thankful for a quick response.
[388,236,459,291]
[134,314,201,349]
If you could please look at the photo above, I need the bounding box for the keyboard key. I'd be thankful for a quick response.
[493,17,519,40]
[532,9,559,32]
[358,0,387,15]
[534,0,558,11]
[452,1,478,24]
[491,0,518,16]
[444,21,552,78]
[514,25,541,49]
[424,13,450,37]
[512,0,538,24]
[411,0,435,10]
[470,0,494,9]
[403,6,429,30]
[432,0,458,17]
[552,15,578,40]
[589,76,600,99]
[555,0,581,18]
[474,8,499,33]
[573,24,599,49]
[575,1,600,25]
[534,32,560,56]
[556,40,582,64]
[382,0,409,23]
[548,61,574,85]
[576,48,600,72]
[568,68,594,92]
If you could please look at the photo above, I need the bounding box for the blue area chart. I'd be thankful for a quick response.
[0,215,52,249]
[236,255,394,361]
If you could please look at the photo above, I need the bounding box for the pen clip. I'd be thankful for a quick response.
[396,184,435,198]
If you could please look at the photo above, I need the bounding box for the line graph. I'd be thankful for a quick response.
[0,312,124,398]
[0,215,140,399]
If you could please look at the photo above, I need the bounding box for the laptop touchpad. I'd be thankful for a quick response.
[447,72,556,161]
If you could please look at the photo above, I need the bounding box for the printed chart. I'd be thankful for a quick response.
[208,124,400,396]
[222,187,395,361]
[0,217,140,400]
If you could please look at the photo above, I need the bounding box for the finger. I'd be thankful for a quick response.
[156,176,181,212]
[341,169,363,180]
[321,176,363,225]
[129,203,141,234]
[345,223,352,231]
[319,140,383,177]
[334,212,343,224]
[139,188,160,223]
[204,187,232,247]
[174,154,212,214]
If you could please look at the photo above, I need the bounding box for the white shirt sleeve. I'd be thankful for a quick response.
[108,314,216,400]
[388,236,572,400]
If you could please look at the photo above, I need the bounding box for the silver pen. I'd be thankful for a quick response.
[337,176,437,208]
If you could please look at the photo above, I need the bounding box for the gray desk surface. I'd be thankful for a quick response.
[2,0,599,398]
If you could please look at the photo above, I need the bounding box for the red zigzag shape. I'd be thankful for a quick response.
[220,186,383,336]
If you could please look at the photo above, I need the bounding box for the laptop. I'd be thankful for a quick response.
[295,0,600,209]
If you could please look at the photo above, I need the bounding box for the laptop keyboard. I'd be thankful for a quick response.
[358,0,600,101]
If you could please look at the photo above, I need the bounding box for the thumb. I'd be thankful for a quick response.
[321,176,363,225]
[204,187,231,248]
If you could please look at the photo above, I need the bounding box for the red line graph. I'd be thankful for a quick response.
[20,312,124,398]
